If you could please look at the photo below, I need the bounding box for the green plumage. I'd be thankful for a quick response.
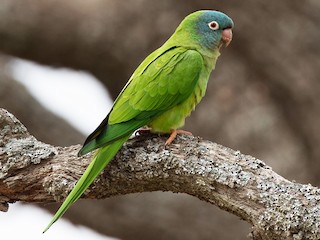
[44,10,234,232]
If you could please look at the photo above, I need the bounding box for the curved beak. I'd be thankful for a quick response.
[221,28,233,47]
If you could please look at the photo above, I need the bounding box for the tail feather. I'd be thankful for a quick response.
[43,135,130,233]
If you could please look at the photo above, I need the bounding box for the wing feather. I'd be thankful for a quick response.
[79,47,203,155]
[109,48,203,123]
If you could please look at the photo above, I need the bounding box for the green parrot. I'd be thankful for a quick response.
[43,10,233,232]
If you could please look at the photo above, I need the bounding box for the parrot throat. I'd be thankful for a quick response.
[200,47,220,73]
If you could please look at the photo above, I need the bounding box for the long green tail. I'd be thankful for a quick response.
[43,135,130,233]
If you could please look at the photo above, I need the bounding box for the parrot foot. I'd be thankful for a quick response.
[135,128,151,136]
[165,129,193,145]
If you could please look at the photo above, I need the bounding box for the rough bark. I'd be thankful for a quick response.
[1,108,320,240]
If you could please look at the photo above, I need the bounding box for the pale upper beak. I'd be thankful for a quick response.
[221,28,233,47]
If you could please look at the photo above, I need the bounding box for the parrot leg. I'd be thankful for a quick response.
[165,129,193,145]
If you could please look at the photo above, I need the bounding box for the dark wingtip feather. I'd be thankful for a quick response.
[77,140,97,157]
[77,113,111,157]
[77,149,85,157]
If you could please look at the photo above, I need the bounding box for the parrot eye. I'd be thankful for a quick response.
[208,21,219,30]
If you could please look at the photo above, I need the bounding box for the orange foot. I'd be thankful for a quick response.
[165,129,193,145]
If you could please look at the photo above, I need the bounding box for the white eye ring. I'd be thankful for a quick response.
[208,21,219,30]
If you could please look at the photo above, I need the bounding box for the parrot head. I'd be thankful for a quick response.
[196,10,234,49]
[173,10,234,50]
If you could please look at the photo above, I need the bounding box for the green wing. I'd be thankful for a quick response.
[79,47,203,155]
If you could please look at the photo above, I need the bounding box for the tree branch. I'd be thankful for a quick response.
[1,107,320,240]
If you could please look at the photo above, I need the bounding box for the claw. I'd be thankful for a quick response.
[135,128,151,136]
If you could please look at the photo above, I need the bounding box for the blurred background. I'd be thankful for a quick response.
[0,0,320,239]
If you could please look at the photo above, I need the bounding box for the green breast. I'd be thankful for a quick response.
[148,67,211,133]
